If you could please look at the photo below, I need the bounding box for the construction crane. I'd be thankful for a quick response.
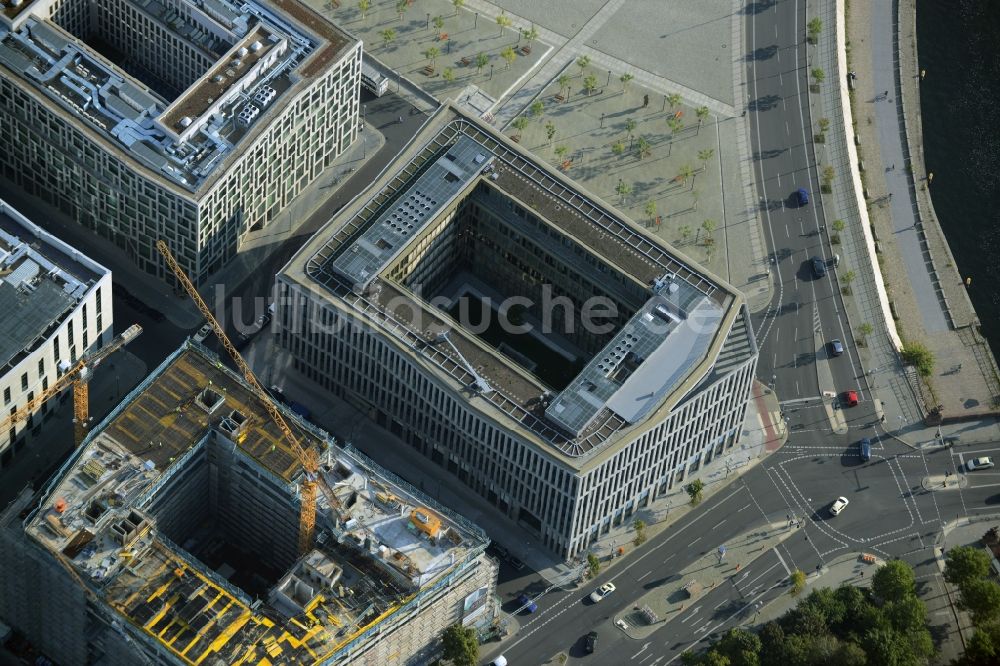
[0,324,142,448]
[156,240,342,555]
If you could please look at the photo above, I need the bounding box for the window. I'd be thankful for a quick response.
[38,358,44,376]
[21,373,28,391]
[3,388,9,405]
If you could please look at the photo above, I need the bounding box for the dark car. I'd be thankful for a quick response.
[796,188,809,206]
[859,437,871,462]
[516,594,537,613]
[811,256,827,278]
[585,630,598,653]
[509,556,526,571]
[829,339,844,356]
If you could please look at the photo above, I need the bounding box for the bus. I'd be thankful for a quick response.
[361,60,389,97]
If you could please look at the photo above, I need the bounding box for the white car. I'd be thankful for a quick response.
[193,323,213,343]
[829,497,849,516]
[589,582,616,603]
[967,457,995,472]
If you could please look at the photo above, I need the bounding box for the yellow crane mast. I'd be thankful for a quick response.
[0,324,142,447]
[156,240,342,555]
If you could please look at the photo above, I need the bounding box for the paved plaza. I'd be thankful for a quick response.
[315,0,549,103]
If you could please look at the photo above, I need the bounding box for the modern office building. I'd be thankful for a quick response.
[276,105,759,559]
[0,342,497,665]
[0,0,360,284]
[0,198,112,468]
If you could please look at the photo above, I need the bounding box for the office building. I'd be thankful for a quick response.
[0,342,497,665]
[276,105,759,559]
[0,0,360,283]
[0,197,112,468]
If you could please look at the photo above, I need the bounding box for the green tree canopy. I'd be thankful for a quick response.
[871,560,916,604]
[945,545,992,588]
[960,578,1000,626]
[441,623,478,666]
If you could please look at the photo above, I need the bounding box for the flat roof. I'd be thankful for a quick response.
[0,0,356,193]
[24,343,488,664]
[0,200,106,373]
[291,105,743,463]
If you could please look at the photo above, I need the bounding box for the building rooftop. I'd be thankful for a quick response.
[290,105,744,465]
[24,343,487,665]
[0,199,107,376]
[0,0,355,193]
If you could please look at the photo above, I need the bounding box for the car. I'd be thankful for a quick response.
[193,323,213,343]
[796,188,809,206]
[967,457,995,472]
[858,437,872,462]
[489,543,510,561]
[509,556,526,571]
[585,630,598,653]
[830,496,849,516]
[516,594,537,613]
[811,256,827,278]
[489,657,508,666]
[842,390,859,407]
[589,582,616,603]
[859,438,872,462]
[829,339,844,357]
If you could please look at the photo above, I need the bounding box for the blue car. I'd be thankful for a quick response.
[516,594,537,613]
[796,188,809,206]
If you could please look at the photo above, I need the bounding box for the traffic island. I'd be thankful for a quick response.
[612,521,795,640]
[921,474,967,491]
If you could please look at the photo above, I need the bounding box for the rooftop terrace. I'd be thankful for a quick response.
[24,343,487,664]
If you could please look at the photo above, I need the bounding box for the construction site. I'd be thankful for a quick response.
[0,342,496,666]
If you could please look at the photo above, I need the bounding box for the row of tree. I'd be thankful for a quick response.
[944,545,1000,664]
[682,560,934,666]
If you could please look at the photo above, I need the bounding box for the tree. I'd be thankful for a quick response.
[821,165,835,192]
[871,560,916,604]
[496,11,512,37]
[701,219,717,245]
[686,479,704,505]
[433,15,445,32]
[677,164,694,185]
[841,270,856,293]
[616,180,633,205]
[633,518,647,546]
[859,322,873,338]
[530,100,544,119]
[441,623,479,666]
[583,74,598,96]
[790,569,807,595]
[698,149,715,169]
[831,218,845,232]
[500,46,517,70]
[423,46,441,70]
[443,67,456,83]
[716,627,762,665]
[511,116,529,140]
[807,17,823,44]
[577,55,591,75]
[679,225,692,243]
[620,72,634,94]
[381,28,397,49]
[696,106,709,124]
[945,545,992,589]
[358,0,370,20]
[554,144,569,162]
[901,342,934,377]
[667,92,682,108]
[624,118,637,139]
[884,595,928,634]
[959,578,1000,625]
[396,0,408,21]
[811,67,825,85]
[521,24,539,50]
[611,140,625,157]
[544,121,556,144]
[667,115,685,133]
[475,52,490,75]
[452,0,465,15]
[636,136,651,159]
[586,552,601,578]
[818,117,831,133]
[644,200,657,225]
[557,73,572,99]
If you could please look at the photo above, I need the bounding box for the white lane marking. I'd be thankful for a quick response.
[712,519,726,529]
[738,503,752,512]
[632,642,652,659]
[638,570,653,581]
[774,547,792,575]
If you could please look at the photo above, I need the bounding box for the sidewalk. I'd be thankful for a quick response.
[808,0,1000,448]
[754,551,880,624]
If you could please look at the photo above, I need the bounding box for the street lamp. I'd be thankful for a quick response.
[474,12,478,28]
[489,64,494,80]
[426,12,430,29]
[606,69,612,87]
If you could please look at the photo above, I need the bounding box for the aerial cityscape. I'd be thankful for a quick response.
[0,0,997,665]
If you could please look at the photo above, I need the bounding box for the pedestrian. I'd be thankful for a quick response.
[643,94,649,108]
[891,163,895,170]
[398,115,404,124]
[883,90,888,97]
[889,193,893,199]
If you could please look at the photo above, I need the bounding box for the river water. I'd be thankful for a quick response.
[916,0,1000,358]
